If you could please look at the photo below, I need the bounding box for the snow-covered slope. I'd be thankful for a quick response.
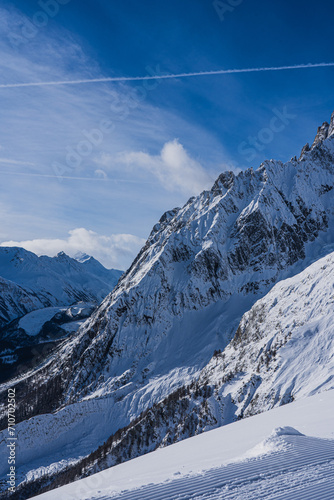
[0,276,44,329]
[0,113,334,497]
[0,247,122,327]
[32,390,334,500]
[132,248,334,450]
[202,249,334,414]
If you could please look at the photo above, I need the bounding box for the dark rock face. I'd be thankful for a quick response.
[299,111,334,160]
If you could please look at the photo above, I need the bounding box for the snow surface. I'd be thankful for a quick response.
[32,389,334,500]
[59,320,86,334]
[18,307,65,336]
[16,303,95,336]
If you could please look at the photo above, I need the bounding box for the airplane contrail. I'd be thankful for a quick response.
[0,170,156,183]
[0,62,333,89]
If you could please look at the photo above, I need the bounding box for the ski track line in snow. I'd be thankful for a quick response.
[106,435,334,500]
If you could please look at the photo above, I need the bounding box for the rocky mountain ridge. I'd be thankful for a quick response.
[299,109,334,157]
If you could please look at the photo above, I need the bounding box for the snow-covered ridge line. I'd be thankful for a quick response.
[299,110,334,157]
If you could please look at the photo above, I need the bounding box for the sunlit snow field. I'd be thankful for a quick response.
[33,389,334,500]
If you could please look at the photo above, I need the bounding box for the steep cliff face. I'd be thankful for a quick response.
[299,110,334,156]
[0,115,334,496]
[309,110,334,150]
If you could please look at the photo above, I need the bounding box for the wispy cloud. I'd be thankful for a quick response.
[116,139,215,195]
[0,170,156,183]
[0,228,146,270]
[0,5,226,183]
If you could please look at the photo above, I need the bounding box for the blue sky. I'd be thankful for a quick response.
[0,0,333,269]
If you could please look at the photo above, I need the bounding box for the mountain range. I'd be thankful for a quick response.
[0,249,122,384]
[0,247,122,328]
[0,110,333,499]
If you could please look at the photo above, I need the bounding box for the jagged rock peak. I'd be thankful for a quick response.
[311,110,334,149]
[299,110,334,159]
[211,170,235,192]
[56,251,69,258]
[312,121,329,149]
[159,207,179,225]
[149,207,180,237]
[298,143,310,160]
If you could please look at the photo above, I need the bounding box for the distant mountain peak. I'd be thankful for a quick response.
[311,110,334,147]
[0,248,123,327]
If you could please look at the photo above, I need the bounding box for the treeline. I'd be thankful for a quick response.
[6,380,217,499]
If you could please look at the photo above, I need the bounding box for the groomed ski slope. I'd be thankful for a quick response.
[33,389,334,500]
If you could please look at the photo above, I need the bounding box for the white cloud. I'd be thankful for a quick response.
[116,139,214,195]
[0,228,146,270]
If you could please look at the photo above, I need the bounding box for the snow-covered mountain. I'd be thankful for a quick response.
[63,110,334,402]
[0,247,122,327]
[2,248,333,498]
[96,249,334,464]
[9,111,333,408]
[0,111,334,498]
